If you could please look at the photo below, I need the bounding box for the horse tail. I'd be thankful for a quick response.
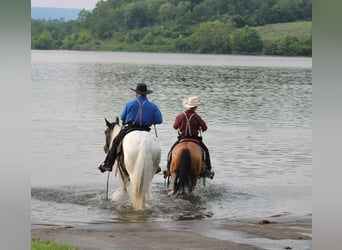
[173,148,191,195]
[130,136,154,210]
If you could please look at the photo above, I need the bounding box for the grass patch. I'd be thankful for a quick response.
[253,21,312,42]
[31,238,77,250]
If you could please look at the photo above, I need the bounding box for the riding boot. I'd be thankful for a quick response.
[204,166,215,179]
[163,160,171,179]
[155,166,161,174]
[98,162,113,173]
[99,148,117,173]
[204,156,215,179]
[163,148,173,178]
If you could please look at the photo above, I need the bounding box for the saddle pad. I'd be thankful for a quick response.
[179,138,200,144]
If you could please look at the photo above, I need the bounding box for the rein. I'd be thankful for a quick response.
[153,124,158,137]
[106,172,110,200]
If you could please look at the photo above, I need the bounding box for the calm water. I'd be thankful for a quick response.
[31,51,311,228]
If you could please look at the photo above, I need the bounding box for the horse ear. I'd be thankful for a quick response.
[115,116,120,124]
[105,118,111,127]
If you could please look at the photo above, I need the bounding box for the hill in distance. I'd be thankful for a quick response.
[31,7,82,21]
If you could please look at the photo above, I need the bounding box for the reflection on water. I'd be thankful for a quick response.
[31,50,311,226]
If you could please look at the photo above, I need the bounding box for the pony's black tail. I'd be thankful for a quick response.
[173,149,191,194]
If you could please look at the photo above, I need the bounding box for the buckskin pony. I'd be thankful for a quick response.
[167,138,206,195]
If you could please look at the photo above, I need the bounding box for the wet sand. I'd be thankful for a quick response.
[32,214,311,250]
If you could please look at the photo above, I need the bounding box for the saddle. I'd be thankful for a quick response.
[179,138,200,145]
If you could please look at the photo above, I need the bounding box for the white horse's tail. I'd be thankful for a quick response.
[130,136,154,210]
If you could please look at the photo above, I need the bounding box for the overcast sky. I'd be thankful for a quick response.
[31,0,100,10]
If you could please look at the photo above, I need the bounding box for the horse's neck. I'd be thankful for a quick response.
[113,125,121,136]
[109,125,121,149]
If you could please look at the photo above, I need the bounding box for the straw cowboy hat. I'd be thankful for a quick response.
[183,96,201,108]
[130,83,153,95]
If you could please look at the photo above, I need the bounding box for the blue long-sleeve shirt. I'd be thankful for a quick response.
[120,96,163,127]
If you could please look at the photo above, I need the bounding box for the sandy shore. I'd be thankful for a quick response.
[32,214,311,250]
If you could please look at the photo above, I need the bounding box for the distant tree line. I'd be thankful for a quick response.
[31,0,312,56]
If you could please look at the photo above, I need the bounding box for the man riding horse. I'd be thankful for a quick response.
[165,96,214,179]
[98,83,163,173]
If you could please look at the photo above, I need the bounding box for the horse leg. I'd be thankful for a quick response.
[116,162,128,194]
[169,172,178,195]
[110,166,129,201]
[153,153,161,175]
[167,160,177,195]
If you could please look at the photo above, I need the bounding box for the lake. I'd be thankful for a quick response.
[31,50,311,230]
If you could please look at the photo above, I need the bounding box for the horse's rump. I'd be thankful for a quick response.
[116,129,150,179]
[126,131,161,208]
[170,141,205,194]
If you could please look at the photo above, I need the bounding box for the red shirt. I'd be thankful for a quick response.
[173,109,207,137]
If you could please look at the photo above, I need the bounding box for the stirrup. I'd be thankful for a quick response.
[204,169,214,179]
[163,169,170,179]
[155,166,161,174]
[209,171,215,179]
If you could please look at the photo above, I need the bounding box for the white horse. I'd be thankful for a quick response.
[103,117,161,210]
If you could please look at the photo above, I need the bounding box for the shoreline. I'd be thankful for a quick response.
[32,214,311,250]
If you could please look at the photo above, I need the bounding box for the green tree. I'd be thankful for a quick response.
[225,0,252,16]
[62,29,94,50]
[77,9,92,29]
[301,34,312,56]
[31,19,45,37]
[89,3,116,39]
[175,1,192,24]
[269,0,303,23]
[265,35,311,56]
[301,0,312,20]
[248,0,270,25]
[30,0,312,56]
[32,30,55,49]
[159,3,176,24]
[190,20,232,53]
[231,15,246,28]
[124,2,152,29]
[230,26,263,54]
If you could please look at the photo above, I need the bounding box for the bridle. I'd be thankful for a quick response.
[103,117,121,200]
[104,119,121,154]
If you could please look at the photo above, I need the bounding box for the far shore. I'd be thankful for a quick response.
[32,214,312,250]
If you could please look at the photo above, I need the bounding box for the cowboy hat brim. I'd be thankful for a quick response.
[130,88,153,94]
[183,103,200,108]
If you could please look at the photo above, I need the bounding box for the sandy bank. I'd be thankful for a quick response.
[32,214,311,250]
